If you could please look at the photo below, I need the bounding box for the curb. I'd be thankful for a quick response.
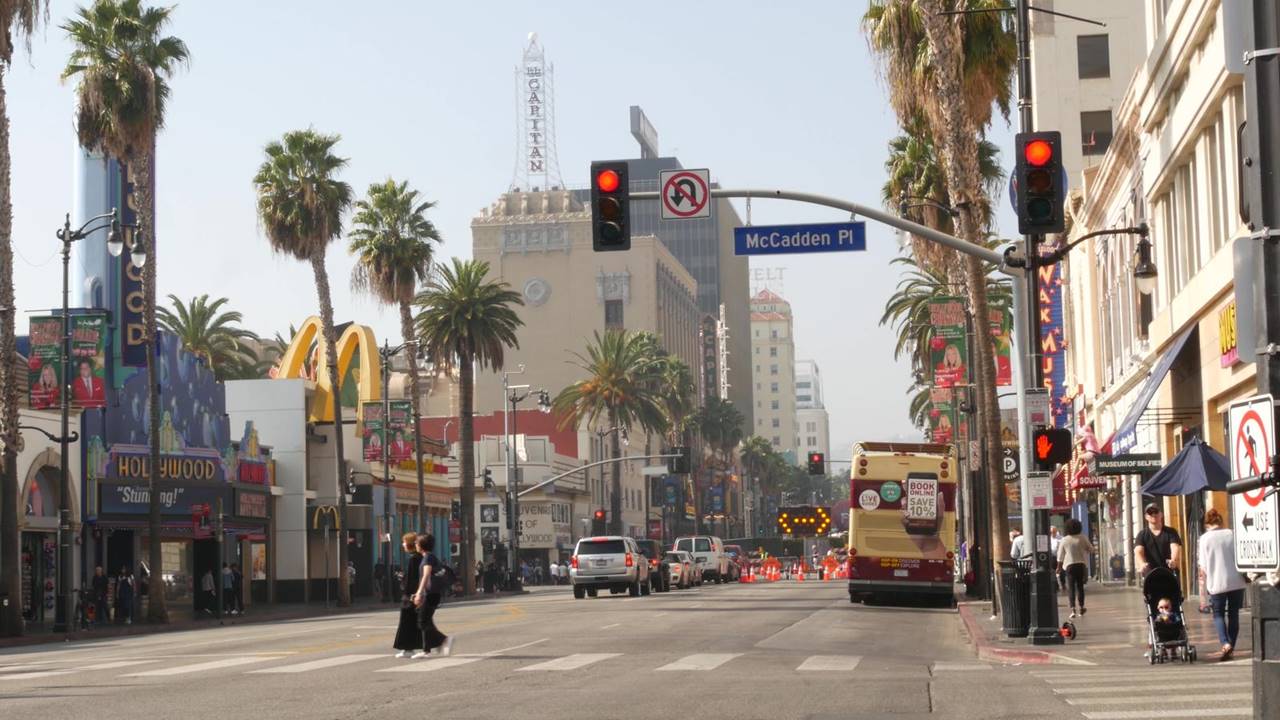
[956,602,1071,665]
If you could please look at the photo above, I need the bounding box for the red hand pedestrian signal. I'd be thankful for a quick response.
[1035,434,1053,459]
[1032,428,1073,469]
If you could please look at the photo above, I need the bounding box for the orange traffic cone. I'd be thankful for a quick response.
[797,567,805,582]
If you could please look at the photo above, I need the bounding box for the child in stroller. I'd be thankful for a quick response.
[1143,566,1197,663]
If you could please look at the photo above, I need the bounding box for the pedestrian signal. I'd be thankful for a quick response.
[1032,428,1073,470]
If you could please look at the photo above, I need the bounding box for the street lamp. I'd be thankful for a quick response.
[1134,234,1158,296]
[501,366,551,588]
[375,339,420,601]
[52,209,142,633]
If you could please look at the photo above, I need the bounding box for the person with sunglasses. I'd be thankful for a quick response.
[1134,502,1182,578]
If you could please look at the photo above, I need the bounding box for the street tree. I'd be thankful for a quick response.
[553,330,667,535]
[157,294,259,380]
[0,0,49,639]
[349,178,441,532]
[415,258,523,595]
[252,129,354,605]
[696,397,744,469]
[63,0,188,623]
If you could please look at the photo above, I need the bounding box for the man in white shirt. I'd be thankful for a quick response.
[1010,530,1028,560]
[549,560,559,586]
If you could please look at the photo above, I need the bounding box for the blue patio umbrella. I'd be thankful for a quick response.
[1140,437,1231,496]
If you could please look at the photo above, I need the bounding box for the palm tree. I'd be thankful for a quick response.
[349,178,440,531]
[157,294,259,380]
[252,129,354,604]
[696,397,744,469]
[415,258,524,595]
[553,330,667,535]
[63,0,188,624]
[739,435,773,535]
[863,0,1016,570]
[654,355,696,445]
[0,0,50,639]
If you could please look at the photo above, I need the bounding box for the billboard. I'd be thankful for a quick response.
[28,313,108,410]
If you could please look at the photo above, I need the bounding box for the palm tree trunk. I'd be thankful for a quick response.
[458,351,476,595]
[916,1,1012,576]
[400,302,426,534]
[609,411,622,535]
[135,149,168,624]
[311,251,350,606]
[0,71,23,637]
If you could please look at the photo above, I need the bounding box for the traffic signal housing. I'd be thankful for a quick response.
[591,508,607,536]
[1015,131,1065,235]
[668,446,692,474]
[483,467,494,491]
[1031,428,1073,470]
[591,160,630,252]
[807,452,825,476]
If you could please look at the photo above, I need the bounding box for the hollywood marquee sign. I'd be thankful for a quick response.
[108,448,226,483]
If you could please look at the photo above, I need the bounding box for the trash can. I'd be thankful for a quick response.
[998,559,1032,638]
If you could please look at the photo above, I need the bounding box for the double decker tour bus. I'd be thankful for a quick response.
[847,442,956,606]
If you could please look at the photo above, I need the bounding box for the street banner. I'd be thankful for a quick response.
[991,307,1013,386]
[927,298,968,389]
[387,400,413,465]
[361,401,385,462]
[28,313,108,410]
[928,386,956,445]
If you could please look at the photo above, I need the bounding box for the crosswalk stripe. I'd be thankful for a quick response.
[1067,693,1250,706]
[655,653,741,671]
[377,657,482,673]
[123,656,282,677]
[0,669,76,680]
[1081,708,1250,719]
[1055,682,1250,696]
[796,655,861,672]
[0,659,158,681]
[1035,670,1240,685]
[248,654,385,674]
[931,661,993,672]
[517,653,620,672]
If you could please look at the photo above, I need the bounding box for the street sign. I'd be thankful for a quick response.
[1028,471,1052,510]
[1026,389,1050,426]
[660,168,711,220]
[1002,447,1020,483]
[1090,453,1163,476]
[1230,394,1279,570]
[732,222,866,256]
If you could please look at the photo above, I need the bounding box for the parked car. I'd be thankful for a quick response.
[634,539,671,592]
[723,544,746,581]
[570,536,653,599]
[664,550,697,589]
[673,535,730,583]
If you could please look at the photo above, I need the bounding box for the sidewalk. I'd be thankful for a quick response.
[957,582,1249,665]
[0,585,559,651]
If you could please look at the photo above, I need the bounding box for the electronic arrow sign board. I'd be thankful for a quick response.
[733,222,866,256]
[776,506,832,537]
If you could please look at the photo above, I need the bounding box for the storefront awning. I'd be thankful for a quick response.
[1108,327,1195,455]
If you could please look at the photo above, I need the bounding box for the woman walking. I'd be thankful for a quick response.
[411,534,452,658]
[1199,508,1247,661]
[1056,518,1095,618]
[393,533,423,658]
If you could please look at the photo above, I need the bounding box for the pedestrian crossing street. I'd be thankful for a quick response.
[0,648,993,684]
[1029,662,1253,719]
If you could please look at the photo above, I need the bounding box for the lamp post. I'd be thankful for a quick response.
[51,209,143,633]
[372,339,419,602]
[593,426,627,534]
[501,366,550,587]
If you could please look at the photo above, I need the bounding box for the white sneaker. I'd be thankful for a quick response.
[395,650,409,658]
[1069,611,1077,618]
[440,637,453,657]
[411,651,429,659]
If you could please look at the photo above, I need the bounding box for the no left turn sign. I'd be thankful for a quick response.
[1230,394,1279,571]
[660,168,711,220]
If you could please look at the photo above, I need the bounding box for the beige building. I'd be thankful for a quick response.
[1062,0,1253,590]
[469,189,702,541]
[750,289,799,463]
[796,359,831,462]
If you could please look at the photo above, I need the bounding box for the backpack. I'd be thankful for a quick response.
[432,563,457,593]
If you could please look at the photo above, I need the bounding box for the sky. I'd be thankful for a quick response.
[8,0,1020,458]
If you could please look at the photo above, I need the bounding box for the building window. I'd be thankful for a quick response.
[772,436,781,446]
[769,347,778,357]
[771,382,779,393]
[797,381,811,388]
[604,299,624,329]
[770,400,779,410]
[1076,35,1110,79]
[770,364,778,375]
[807,437,817,447]
[1081,110,1113,156]
[771,418,780,428]
[797,394,811,403]
[770,330,778,339]
[755,347,760,355]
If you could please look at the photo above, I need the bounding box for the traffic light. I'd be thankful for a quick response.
[450,500,460,521]
[483,467,494,492]
[776,506,831,537]
[591,508,607,535]
[807,452,825,476]
[590,160,630,252]
[1015,131,1065,235]
[668,446,691,474]
[1031,428,1073,470]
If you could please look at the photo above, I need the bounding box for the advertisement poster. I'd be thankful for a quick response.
[928,386,956,445]
[362,401,413,464]
[361,402,385,462]
[251,543,267,581]
[927,298,967,389]
[991,308,1013,387]
[27,314,108,410]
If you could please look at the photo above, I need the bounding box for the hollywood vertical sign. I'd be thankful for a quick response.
[1038,263,1069,429]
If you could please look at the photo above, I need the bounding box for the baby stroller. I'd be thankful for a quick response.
[1143,566,1197,664]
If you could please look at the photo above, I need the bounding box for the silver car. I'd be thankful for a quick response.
[664,550,697,589]
[570,536,653,599]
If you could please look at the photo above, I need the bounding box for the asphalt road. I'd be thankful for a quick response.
[0,581,1252,720]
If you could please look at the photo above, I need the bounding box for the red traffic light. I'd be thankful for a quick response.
[593,509,606,521]
[1024,139,1053,167]
[810,453,821,463]
[595,169,620,193]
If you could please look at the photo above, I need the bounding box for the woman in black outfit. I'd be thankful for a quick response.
[392,533,423,658]
[411,533,451,658]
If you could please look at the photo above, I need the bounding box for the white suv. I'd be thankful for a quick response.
[673,535,730,583]
[570,536,653,599]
